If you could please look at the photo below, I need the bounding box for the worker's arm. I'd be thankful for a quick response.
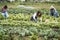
[40,17,42,22]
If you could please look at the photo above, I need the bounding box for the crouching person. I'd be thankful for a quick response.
[50,5,59,17]
[31,11,42,22]
[1,5,9,18]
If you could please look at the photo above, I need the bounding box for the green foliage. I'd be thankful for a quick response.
[0,14,60,40]
[30,34,38,40]
[0,2,60,40]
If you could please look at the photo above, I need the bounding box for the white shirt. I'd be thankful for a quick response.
[32,13,37,20]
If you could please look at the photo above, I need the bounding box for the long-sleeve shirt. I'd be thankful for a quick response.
[32,13,37,20]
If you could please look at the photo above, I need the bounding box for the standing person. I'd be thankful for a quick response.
[31,11,42,22]
[1,5,9,18]
[50,5,59,17]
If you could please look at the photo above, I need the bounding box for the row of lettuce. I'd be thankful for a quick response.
[0,23,60,40]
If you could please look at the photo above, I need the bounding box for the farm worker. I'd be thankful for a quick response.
[31,11,42,22]
[50,5,59,17]
[1,5,9,18]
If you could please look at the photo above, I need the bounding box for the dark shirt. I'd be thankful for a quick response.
[50,9,55,16]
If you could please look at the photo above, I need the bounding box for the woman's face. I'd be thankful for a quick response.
[51,8,54,10]
[37,13,41,17]
[38,13,41,15]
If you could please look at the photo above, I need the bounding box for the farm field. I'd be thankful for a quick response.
[0,2,60,40]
